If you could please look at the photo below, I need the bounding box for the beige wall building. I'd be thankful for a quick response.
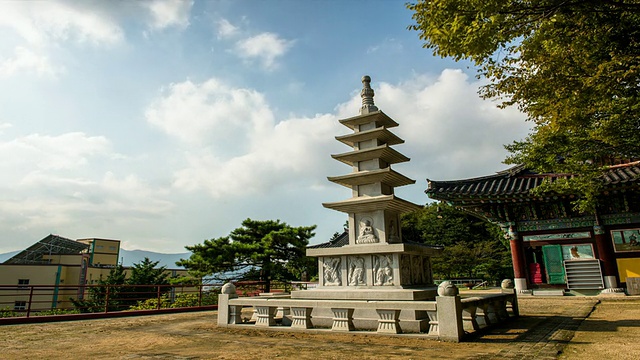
[0,235,189,312]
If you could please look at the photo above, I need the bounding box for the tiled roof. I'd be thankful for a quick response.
[427,161,640,201]
[602,161,640,184]
[307,231,349,249]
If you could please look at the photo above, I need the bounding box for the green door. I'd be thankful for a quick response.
[542,245,566,284]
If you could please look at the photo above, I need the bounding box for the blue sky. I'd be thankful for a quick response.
[0,0,531,253]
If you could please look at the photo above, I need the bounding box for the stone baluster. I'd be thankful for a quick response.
[495,299,509,321]
[376,309,401,334]
[476,302,492,328]
[291,307,313,329]
[461,304,479,331]
[255,306,277,327]
[331,308,355,331]
[426,308,439,335]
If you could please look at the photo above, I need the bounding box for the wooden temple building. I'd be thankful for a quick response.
[427,161,640,295]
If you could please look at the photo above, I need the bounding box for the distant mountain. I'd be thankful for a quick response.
[0,248,191,269]
[0,250,19,263]
[119,249,191,268]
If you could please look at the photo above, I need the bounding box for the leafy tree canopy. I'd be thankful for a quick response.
[402,203,512,281]
[177,218,316,292]
[408,0,640,212]
[72,257,169,312]
[127,257,169,287]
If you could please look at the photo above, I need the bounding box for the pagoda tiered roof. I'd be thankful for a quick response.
[331,144,409,166]
[323,194,422,214]
[328,167,416,188]
[335,127,404,147]
[338,110,398,130]
[324,76,420,216]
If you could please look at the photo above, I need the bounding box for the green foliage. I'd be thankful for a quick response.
[408,1,640,212]
[402,203,512,281]
[71,263,127,312]
[127,258,170,287]
[128,295,171,310]
[178,218,316,292]
[35,308,81,316]
[0,306,21,318]
[128,291,219,310]
[169,275,201,286]
[71,258,171,313]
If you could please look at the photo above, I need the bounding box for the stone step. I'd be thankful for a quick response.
[532,289,565,296]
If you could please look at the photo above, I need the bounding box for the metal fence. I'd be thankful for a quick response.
[0,280,304,321]
[0,283,217,319]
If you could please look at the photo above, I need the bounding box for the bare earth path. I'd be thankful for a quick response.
[1,297,638,360]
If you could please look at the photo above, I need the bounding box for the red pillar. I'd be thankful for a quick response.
[508,226,527,280]
[593,225,618,283]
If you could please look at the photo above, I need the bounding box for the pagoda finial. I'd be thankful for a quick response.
[360,75,378,115]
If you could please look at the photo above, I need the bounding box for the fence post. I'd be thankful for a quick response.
[198,284,203,307]
[104,285,110,313]
[26,286,34,318]
[157,285,162,310]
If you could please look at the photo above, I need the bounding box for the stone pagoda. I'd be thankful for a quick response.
[293,76,442,301]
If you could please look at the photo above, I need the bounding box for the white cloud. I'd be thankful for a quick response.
[145,71,529,202]
[172,113,341,198]
[0,132,112,172]
[0,1,124,47]
[233,32,295,70]
[144,0,193,31]
[145,79,275,150]
[0,131,174,249]
[145,77,342,198]
[0,46,64,78]
[370,70,530,180]
[217,18,238,39]
[0,171,173,235]
[0,123,12,135]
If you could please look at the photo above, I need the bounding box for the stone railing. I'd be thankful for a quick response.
[217,280,518,342]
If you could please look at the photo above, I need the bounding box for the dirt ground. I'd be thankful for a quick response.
[1,297,639,360]
[560,298,640,360]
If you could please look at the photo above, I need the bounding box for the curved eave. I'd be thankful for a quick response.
[426,175,549,199]
[339,110,399,130]
[426,162,640,201]
[426,190,580,205]
[332,145,409,166]
[336,127,404,147]
[323,195,422,214]
[328,167,415,188]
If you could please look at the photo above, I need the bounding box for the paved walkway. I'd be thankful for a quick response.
[475,299,599,360]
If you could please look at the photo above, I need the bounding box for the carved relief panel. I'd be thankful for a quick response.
[322,257,342,286]
[347,256,366,286]
[411,255,423,284]
[400,254,411,285]
[422,256,433,284]
[373,254,393,286]
[356,216,379,244]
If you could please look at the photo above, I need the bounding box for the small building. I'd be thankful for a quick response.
[0,234,188,311]
[426,162,640,295]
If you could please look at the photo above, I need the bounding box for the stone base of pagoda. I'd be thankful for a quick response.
[291,287,438,301]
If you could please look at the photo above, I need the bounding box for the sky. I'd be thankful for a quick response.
[0,0,532,254]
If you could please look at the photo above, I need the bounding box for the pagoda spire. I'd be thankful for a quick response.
[360,75,378,115]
